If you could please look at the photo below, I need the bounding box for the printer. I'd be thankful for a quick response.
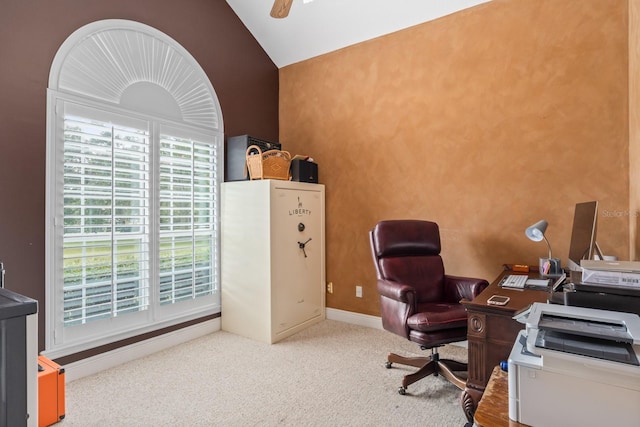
[508,303,640,427]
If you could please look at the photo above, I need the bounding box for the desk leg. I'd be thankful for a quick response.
[461,386,483,423]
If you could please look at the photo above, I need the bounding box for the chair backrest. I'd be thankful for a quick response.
[370,220,445,303]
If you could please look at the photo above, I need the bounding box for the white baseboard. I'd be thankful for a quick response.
[325,307,383,330]
[64,318,220,382]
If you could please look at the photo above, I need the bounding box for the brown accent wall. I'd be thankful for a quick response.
[0,0,279,353]
[630,0,640,258]
[279,0,630,316]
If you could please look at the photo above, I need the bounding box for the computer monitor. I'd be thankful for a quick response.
[567,201,599,271]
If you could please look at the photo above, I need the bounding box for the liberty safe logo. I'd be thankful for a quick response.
[289,196,311,216]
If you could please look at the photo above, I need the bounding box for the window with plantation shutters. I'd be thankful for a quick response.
[158,129,217,306]
[63,111,151,326]
[46,20,222,357]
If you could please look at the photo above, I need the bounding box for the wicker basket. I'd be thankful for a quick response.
[245,145,291,180]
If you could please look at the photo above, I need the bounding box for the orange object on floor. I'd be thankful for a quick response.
[38,355,65,427]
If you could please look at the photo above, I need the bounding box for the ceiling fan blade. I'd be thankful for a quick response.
[270,0,293,19]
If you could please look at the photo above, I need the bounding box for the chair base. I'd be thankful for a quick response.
[386,349,467,394]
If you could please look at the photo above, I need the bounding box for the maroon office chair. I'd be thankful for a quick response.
[370,220,489,395]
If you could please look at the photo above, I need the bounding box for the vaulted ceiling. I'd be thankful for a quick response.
[226,0,491,68]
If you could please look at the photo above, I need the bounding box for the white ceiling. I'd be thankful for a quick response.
[225,0,491,68]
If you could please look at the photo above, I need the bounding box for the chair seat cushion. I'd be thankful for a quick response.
[407,303,468,332]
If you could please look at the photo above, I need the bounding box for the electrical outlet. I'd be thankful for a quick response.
[327,282,333,294]
[355,285,362,298]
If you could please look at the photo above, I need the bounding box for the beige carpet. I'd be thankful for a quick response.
[63,320,469,426]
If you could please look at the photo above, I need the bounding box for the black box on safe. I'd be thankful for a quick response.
[290,159,318,183]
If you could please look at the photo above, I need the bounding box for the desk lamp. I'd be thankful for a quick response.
[525,220,561,277]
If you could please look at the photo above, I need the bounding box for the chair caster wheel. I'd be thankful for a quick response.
[398,387,406,395]
[385,362,392,369]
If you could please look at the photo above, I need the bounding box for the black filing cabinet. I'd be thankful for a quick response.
[0,288,38,427]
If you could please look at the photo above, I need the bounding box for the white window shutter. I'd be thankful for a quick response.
[46,19,223,357]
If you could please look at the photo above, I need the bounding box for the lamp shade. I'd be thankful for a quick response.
[525,220,548,242]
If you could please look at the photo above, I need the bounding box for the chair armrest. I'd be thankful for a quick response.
[444,275,489,303]
[376,279,416,303]
[376,279,416,339]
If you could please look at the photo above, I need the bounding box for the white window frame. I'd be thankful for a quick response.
[45,20,223,358]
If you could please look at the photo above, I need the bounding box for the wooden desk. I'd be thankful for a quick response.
[459,265,548,421]
[474,366,529,427]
